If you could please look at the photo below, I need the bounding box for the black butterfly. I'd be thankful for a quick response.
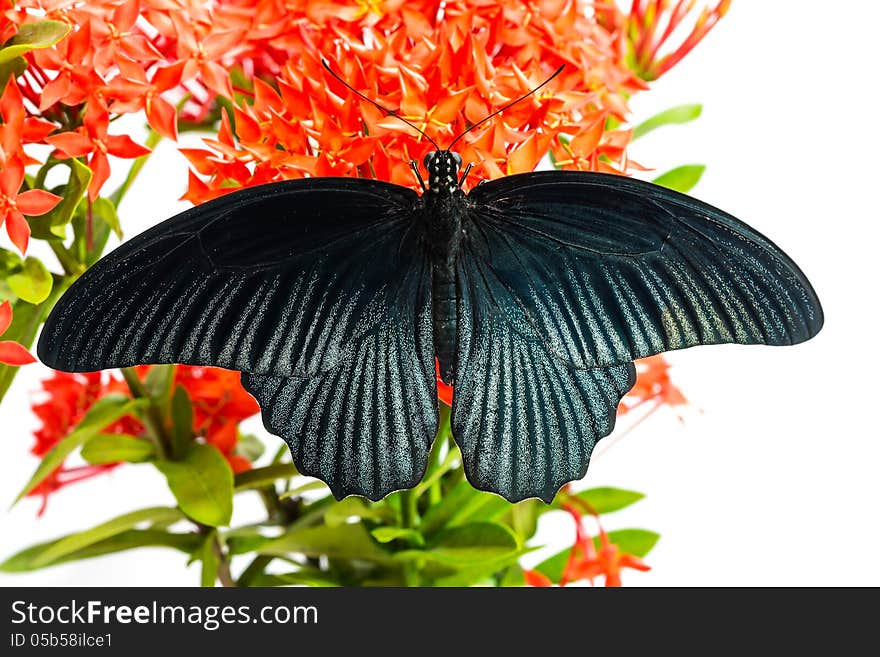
[37,64,823,503]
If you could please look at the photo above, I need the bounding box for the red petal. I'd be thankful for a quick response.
[225,454,252,474]
[571,114,606,156]
[0,300,11,335]
[39,75,72,111]
[146,96,178,141]
[113,0,139,31]
[22,118,57,142]
[523,570,553,587]
[16,189,62,216]
[0,340,36,366]
[151,61,185,92]
[46,131,94,158]
[87,152,111,201]
[1,78,24,126]
[200,61,233,99]
[6,210,29,253]
[105,134,151,158]
[435,359,453,406]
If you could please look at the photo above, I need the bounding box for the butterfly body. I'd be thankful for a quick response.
[422,150,468,383]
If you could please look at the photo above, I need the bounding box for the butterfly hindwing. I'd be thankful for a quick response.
[241,256,436,501]
[452,239,637,502]
[38,178,422,379]
[466,171,824,370]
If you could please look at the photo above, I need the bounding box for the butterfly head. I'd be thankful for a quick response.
[424,151,462,192]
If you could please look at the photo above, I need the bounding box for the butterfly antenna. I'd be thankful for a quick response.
[322,59,441,151]
[448,65,565,150]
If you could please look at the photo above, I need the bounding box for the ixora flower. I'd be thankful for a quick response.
[46,103,151,201]
[0,300,37,365]
[26,366,259,514]
[524,502,651,587]
[0,159,61,254]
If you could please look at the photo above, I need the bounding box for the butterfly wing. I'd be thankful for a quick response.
[465,171,823,370]
[39,177,438,500]
[39,177,424,378]
[453,238,636,502]
[241,254,436,501]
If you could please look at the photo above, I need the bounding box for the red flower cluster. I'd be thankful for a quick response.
[619,354,688,421]
[603,0,732,81]
[177,0,649,201]
[27,365,259,514]
[28,370,139,515]
[525,501,650,587]
[172,366,260,473]
[0,79,61,253]
[0,299,36,365]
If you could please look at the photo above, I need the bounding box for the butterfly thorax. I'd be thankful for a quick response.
[422,150,467,384]
[422,150,466,265]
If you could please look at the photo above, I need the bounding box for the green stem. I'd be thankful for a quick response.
[109,129,162,206]
[400,489,420,586]
[212,533,235,588]
[120,367,170,460]
[428,404,452,504]
[50,242,81,277]
[237,555,272,587]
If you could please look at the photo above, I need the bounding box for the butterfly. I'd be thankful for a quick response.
[37,63,823,503]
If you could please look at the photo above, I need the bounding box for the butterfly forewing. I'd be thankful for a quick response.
[466,171,824,370]
[38,178,422,378]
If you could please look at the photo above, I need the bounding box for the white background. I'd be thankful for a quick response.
[1,1,878,586]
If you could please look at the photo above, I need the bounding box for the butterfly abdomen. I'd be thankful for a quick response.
[432,262,457,383]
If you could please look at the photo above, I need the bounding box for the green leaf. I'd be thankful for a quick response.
[632,103,702,140]
[371,527,425,546]
[155,443,234,527]
[0,56,26,89]
[169,385,193,458]
[0,277,71,403]
[419,473,527,534]
[569,487,645,515]
[47,159,92,231]
[92,196,122,238]
[199,531,219,587]
[143,364,175,400]
[259,522,391,564]
[499,564,527,587]
[0,248,21,277]
[224,527,271,555]
[1,529,200,573]
[325,497,390,528]
[434,551,525,587]
[277,480,328,499]
[246,569,340,587]
[6,257,52,304]
[509,500,542,540]
[81,434,156,465]
[14,396,147,503]
[71,197,119,267]
[233,463,298,491]
[32,507,184,568]
[534,529,661,582]
[420,522,521,567]
[0,20,70,65]
[652,164,705,193]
